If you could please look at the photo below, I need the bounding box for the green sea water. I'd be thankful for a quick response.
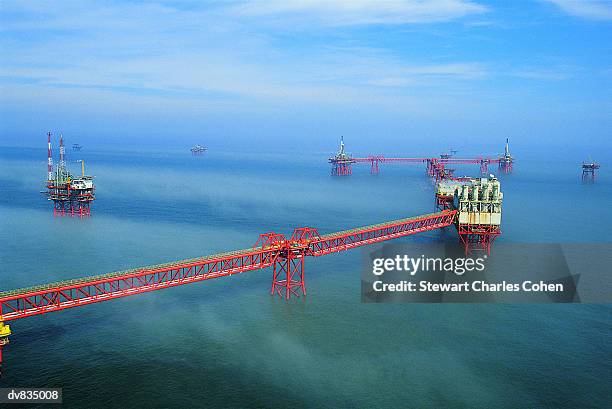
[0,147,610,408]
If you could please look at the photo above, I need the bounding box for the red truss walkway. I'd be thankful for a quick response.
[0,210,456,373]
[346,156,504,177]
[0,210,456,321]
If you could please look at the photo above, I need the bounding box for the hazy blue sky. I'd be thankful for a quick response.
[1,0,611,153]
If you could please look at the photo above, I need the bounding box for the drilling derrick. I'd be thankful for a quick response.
[329,136,356,175]
[498,138,514,173]
[45,132,95,217]
[453,176,502,255]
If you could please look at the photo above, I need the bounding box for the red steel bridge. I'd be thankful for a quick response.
[0,210,458,374]
[349,156,505,177]
[329,139,514,177]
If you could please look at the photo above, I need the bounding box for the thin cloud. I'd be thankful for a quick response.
[544,0,612,20]
[510,68,572,81]
[231,0,488,26]
[368,63,487,87]
[403,63,487,78]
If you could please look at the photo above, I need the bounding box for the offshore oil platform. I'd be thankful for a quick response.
[45,132,95,217]
[582,159,600,182]
[328,136,356,175]
[498,138,514,173]
[436,176,502,254]
[440,148,458,160]
[190,144,207,155]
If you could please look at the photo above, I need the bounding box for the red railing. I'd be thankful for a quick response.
[0,210,456,321]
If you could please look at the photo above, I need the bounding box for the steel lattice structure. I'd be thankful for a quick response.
[0,210,457,373]
[0,210,456,321]
[348,156,503,177]
[328,137,514,177]
[457,224,501,255]
[354,156,428,175]
[45,132,96,217]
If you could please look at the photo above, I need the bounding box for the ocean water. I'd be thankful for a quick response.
[0,146,610,408]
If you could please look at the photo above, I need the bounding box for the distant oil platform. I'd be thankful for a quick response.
[582,159,600,182]
[328,136,356,175]
[44,132,95,217]
[497,138,514,173]
[440,148,458,160]
[190,144,207,155]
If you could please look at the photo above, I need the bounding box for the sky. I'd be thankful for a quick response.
[0,0,611,154]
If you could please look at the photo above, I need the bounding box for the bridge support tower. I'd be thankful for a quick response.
[271,251,307,300]
[480,159,489,175]
[367,156,385,175]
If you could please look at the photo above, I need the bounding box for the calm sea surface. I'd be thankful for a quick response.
[0,146,610,408]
